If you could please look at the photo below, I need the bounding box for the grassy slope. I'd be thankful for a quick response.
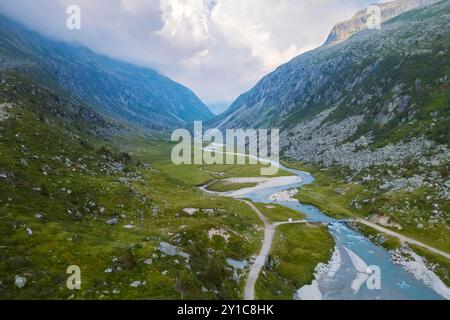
[0,74,334,300]
[0,73,263,300]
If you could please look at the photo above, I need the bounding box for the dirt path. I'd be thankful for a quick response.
[242,200,306,300]
[200,184,306,300]
[199,167,226,176]
[355,219,450,260]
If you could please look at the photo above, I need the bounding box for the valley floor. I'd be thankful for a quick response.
[0,102,332,300]
[0,86,448,299]
[127,139,335,300]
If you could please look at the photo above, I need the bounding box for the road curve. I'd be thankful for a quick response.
[242,200,306,300]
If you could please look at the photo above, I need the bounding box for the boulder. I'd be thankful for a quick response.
[158,242,179,256]
[35,213,44,219]
[157,242,190,260]
[143,259,153,265]
[106,218,118,225]
[408,176,423,188]
[130,281,143,288]
[15,276,27,289]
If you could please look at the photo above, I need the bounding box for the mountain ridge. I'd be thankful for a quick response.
[0,13,213,130]
[210,0,449,143]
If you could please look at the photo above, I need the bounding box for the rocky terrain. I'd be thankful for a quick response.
[210,0,449,193]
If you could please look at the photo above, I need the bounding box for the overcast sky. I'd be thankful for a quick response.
[0,0,381,105]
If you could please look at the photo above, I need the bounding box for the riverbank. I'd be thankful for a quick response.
[281,159,450,291]
[282,159,450,255]
[241,201,333,301]
[294,247,341,300]
[350,220,450,288]
[197,152,449,299]
[256,223,334,300]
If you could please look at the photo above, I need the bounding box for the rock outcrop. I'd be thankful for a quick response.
[325,0,439,46]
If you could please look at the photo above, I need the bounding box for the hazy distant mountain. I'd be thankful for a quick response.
[208,102,230,115]
[0,14,213,130]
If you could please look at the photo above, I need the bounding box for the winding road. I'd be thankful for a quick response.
[200,178,308,300]
[241,200,307,300]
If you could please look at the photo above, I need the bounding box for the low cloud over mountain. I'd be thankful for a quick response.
[0,0,378,105]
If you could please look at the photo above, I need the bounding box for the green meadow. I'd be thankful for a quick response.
[255,223,334,300]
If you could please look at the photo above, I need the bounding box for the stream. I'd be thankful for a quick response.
[231,164,444,300]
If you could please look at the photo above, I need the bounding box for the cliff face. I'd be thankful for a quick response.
[324,0,439,46]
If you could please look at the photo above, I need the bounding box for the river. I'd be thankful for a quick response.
[231,164,444,300]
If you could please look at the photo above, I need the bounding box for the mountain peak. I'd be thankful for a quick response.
[324,0,439,46]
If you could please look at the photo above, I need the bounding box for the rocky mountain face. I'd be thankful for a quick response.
[0,14,213,130]
[208,0,450,216]
[325,0,439,46]
[211,1,449,169]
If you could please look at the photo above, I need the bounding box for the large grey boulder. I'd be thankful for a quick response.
[158,242,179,256]
[157,242,190,260]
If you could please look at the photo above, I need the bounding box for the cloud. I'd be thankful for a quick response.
[0,0,377,104]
